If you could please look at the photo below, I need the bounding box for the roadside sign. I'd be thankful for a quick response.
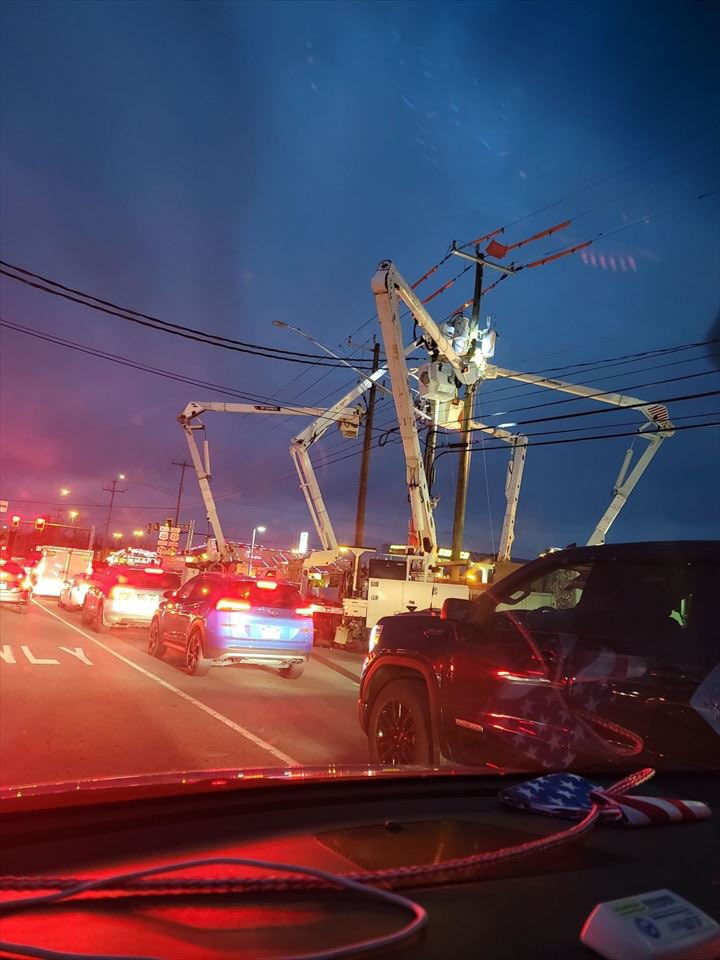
[156,544,177,557]
[0,500,8,513]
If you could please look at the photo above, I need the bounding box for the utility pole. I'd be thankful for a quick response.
[102,476,126,547]
[451,247,484,565]
[354,338,381,547]
[172,459,191,526]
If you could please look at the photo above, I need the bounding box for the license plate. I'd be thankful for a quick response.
[0,583,6,591]
[259,625,281,640]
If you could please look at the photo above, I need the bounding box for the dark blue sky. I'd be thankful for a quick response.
[1,0,719,554]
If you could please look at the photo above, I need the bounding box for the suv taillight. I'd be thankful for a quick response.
[215,598,251,612]
[295,606,315,616]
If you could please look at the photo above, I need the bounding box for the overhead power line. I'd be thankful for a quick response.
[0,263,373,369]
[0,318,372,427]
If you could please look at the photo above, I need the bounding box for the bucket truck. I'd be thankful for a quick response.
[177,400,362,566]
[370,258,674,568]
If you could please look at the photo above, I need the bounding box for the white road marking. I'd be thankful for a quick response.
[0,646,16,664]
[34,601,299,767]
[21,645,59,665]
[60,646,93,665]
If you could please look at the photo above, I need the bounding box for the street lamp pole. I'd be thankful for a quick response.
[271,320,392,397]
[248,525,266,577]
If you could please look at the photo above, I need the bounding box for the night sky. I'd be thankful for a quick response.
[1,0,719,555]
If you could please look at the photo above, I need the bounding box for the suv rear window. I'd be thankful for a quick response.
[109,569,180,590]
[225,579,303,609]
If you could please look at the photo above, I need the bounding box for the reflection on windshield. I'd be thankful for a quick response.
[0,0,719,798]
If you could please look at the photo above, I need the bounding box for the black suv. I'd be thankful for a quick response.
[358,541,720,772]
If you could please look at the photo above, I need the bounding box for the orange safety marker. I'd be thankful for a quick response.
[486,219,572,259]
[525,240,592,269]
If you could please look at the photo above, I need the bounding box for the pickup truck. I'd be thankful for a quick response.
[358,541,720,772]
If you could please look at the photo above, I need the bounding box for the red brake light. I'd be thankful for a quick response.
[109,586,120,599]
[256,580,278,590]
[216,598,251,612]
[295,606,315,616]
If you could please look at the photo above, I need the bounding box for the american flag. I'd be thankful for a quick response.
[484,628,649,768]
[500,772,711,827]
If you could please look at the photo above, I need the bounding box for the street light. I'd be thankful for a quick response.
[133,529,144,539]
[248,525,266,577]
[68,510,79,524]
[271,320,390,394]
[118,474,126,480]
[60,488,70,497]
[112,531,123,540]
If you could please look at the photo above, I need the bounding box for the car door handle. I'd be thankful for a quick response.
[424,627,445,637]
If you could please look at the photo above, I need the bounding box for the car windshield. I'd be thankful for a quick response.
[1,1,718,804]
[108,570,181,591]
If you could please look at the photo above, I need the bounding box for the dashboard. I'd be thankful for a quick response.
[1,771,718,959]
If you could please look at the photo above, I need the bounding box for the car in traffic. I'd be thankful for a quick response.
[148,573,314,677]
[0,558,32,613]
[359,541,720,771]
[81,566,181,632]
[58,570,106,611]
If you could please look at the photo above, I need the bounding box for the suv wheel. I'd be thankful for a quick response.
[92,602,105,634]
[148,620,166,659]
[185,629,211,676]
[368,679,432,766]
[279,662,305,680]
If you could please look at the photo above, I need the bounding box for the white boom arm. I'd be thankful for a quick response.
[372,260,438,568]
[375,263,477,385]
[464,420,528,562]
[290,343,418,552]
[487,366,675,544]
[178,401,361,561]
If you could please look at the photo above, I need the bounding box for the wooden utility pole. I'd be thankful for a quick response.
[354,339,381,546]
[172,459,191,526]
[102,477,126,547]
[450,247,484,564]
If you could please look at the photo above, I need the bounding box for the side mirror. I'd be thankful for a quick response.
[441,597,474,622]
[163,590,177,600]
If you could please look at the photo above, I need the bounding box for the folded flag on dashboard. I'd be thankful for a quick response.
[500,772,711,827]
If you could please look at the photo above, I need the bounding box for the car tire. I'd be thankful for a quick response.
[185,629,211,676]
[279,663,305,680]
[80,602,88,625]
[368,678,433,767]
[92,602,105,634]
[57,595,65,609]
[17,602,29,616]
[148,620,166,660]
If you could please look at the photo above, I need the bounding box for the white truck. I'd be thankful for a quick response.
[32,546,94,597]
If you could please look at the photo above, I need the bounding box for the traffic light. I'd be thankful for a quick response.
[147,523,153,534]
[11,515,21,529]
[34,517,46,532]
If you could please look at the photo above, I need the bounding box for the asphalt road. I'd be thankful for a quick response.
[0,598,369,789]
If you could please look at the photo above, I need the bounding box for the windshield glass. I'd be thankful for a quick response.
[0,0,718,799]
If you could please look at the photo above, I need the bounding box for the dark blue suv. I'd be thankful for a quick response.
[148,573,314,678]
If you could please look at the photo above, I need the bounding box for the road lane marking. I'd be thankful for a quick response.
[34,601,299,767]
[0,646,16,664]
[20,645,59,665]
[60,646,93,665]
